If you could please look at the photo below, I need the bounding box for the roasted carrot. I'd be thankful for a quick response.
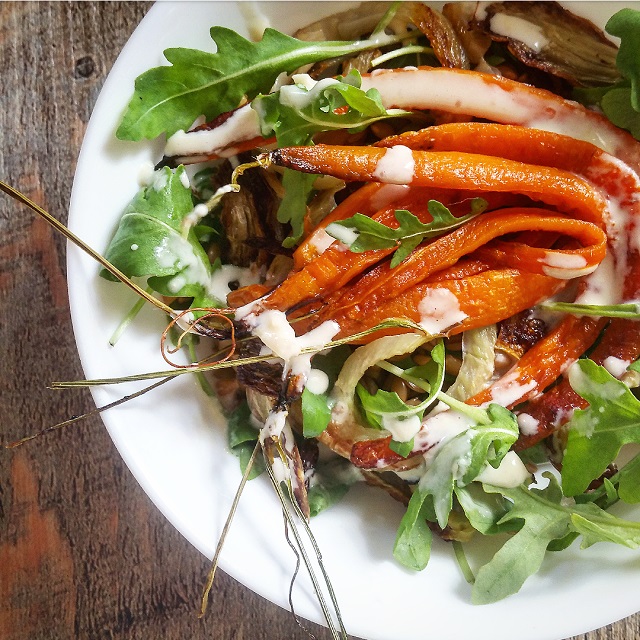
[267,145,607,225]
[330,268,566,342]
[376,123,600,174]
[313,209,606,329]
[515,317,640,451]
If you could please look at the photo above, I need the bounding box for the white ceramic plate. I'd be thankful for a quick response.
[68,3,640,639]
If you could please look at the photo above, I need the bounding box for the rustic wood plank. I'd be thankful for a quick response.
[0,3,637,640]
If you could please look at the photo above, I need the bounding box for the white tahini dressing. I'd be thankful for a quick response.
[602,356,631,379]
[382,413,422,443]
[474,451,531,488]
[574,252,623,307]
[306,369,330,395]
[517,412,539,437]
[137,160,156,187]
[244,309,340,380]
[486,369,538,408]
[414,405,474,455]
[164,104,261,159]
[279,74,340,110]
[209,264,260,303]
[325,222,359,247]
[418,288,467,334]
[540,252,595,279]
[306,228,336,256]
[372,145,415,184]
[489,14,548,53]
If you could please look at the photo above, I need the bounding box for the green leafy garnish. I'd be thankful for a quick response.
[393,402,519,572]
[574,8,640,139]
[607,9,640,109]
[301,345,351,438]
[473,474,640,604]
[393,489,435,571]
[307,457,363,517]
[255,70,408,247]
[418,404,519,529]
[356,341,446,454]
[227,401,265,480]
[561,359,640,496]
[117,28,405,141]
[255,70,404,147]
[539,301,640,319]
[275,170,317,248]
[102,166,220,309]
[327,199,486,267]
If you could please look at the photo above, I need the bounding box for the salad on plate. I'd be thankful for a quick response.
[41,1,640,638]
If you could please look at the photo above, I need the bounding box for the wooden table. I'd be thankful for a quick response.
[0,3,638,639]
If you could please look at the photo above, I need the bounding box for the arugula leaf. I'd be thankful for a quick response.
[573,453,640,507]
[254,70,403,147]
[117,28,400,141]
[393,489,434,571]
[255,71,407,248]
[539,300,640,319]
[327,199,486,267]
[472,475,572,604]
[301,345,351,438]
[308,482,352,518]
[475,474,640,603]
[388,438,414,458]
[356,341,446,453]
[601,86,640,140]
[102,166,220,309]
[227,401,265,480]
[418,404,519,528]
[455,483,513,535]
[356,385,410,428]
[307,457,362,517]
[619,455,640,504]
[561,359,640,496]
[573,9,640,140]
[571,504,640,549]
[606,9,640,110]
[276,170,316,248]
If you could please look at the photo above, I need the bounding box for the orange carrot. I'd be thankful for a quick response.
[316,209,606,328]
[331,268,566,342]
[267,145,607,225]
[376,122,600,174]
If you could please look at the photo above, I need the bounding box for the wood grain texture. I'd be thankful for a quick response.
[0,3,638,640]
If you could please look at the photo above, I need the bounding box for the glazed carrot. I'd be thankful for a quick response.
[376,123,600,173]
[318,209,606,327]
[466,314,606,408]
[251,145,607,320]
[244,190,528,314]
[330,268,566,342]
[359,67,640,173]
[294,186,528,270]
[516,317,640,451]
[267,145,606,225]
[515,242,640,450]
